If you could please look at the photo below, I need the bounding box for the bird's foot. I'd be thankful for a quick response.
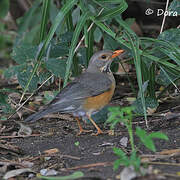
[91,129,104,136]
[77,129,92,136]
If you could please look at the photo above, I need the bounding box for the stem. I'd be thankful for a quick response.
[127,116,135,152]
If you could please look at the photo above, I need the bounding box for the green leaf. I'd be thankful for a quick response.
[37,171,84,180]
[38,71,51,84]
[136,127,156,152]
[133,97,159,115]
[156,68,178,86]
[84,105,110,124]
[64,12,89,86]
[158,29,180,46]
[103,33,120,50]
[113,147,129,170]
[113,159,122,171]
[72,7,81,25]
[22,0,77,96]
[4,64,26,79]
[49,0,59,24]
[17,67,39,92]
[59,31,73,43]
[0,88,19,94]
[97,0,128,21]
[44,58,66,78]
[129,151,141,171]
[94,27,102,43]
[0,0,9,18]
[148,132,168,140]
[43,91,56,104]
[124,31,147,122]
[39,0,50,42]
[0,93,13,113]
[16,0,41,41]
[22,25,41,44]
[113,147,126,156]
[77,47,87,67]
[50,43,69,58]
[168,0,180,15]
[11,44,38,64]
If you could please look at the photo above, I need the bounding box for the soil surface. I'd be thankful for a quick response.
[1,81,180,180]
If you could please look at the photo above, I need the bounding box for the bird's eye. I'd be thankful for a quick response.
[101,55,107,59]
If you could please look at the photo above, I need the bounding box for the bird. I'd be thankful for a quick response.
[25,49,124,135]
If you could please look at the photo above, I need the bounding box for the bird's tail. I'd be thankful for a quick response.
[25,108,52,122]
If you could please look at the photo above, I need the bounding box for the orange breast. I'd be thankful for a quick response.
[82,83,115,112]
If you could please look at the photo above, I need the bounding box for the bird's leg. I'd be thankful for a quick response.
[75,117,92,135]
[86,113,103,136]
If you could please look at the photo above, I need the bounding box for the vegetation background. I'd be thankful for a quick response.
[0,0,180,179]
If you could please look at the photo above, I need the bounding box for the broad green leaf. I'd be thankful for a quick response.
[84,105,109,123]
[17,67,39,92]
[72,7,81,25]
[38,71,51,84]
[113,159,122,171]
[49,0,59,23]
[0,93,8,105]
[0,88,19,94]
[129,152,141,171]
[11,44,38,64]
[158,29,180,46]
[3,64,26,78]
[125,18,135,26]
[136,127,156,152]
[44,58,66,78]
[0,0,9,18]
[113,147,127,157]
[148,132,168,140]
[156,68,178,86]
[0,93,13,113]
[94,27,102,43]
[50,43,69,58]
[59,31,73,43]
[77,47,87,67]
[103,33,119,50]
[15,0,41,44]
[144,139,156,152]
[168,0,180,15]
[135,127,147,139]
[22,25,41,44]
[133,97,158,115]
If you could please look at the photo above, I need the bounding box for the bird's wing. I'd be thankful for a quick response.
[25,72,112,122]
[51,72,112,105]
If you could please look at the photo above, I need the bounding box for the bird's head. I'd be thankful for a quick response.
[87,49,124,73]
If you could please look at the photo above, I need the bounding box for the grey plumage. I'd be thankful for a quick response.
[24,50,115,123]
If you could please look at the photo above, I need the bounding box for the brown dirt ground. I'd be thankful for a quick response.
[1,79,180,180]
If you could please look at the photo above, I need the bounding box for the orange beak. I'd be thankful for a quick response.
[111,49,124,59]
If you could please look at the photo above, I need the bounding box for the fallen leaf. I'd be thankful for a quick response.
[17,122,32,136]
[159,149,180,155]
[3,168,32,179]
[43,148,59,154]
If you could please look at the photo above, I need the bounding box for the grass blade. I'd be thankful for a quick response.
[20,0,78,103]
[39,0,50,42]
[63,12,89,86]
